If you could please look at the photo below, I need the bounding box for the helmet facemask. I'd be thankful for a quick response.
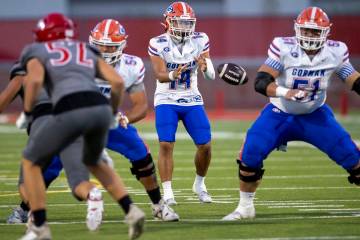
[294,23,330,51]
[167,16,196,42]
[89,31,127,65]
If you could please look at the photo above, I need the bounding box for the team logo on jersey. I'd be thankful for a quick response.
[164,47,170,52]
[291,52,299,58]
[292,68,325,77]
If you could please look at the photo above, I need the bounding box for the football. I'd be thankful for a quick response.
[217,63,248,85]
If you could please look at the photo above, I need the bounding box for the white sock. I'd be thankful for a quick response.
[162,181,174,200]
[237,191,255,210]
[194,174,207,192]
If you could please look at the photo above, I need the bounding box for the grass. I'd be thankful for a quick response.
[0,116,359,240]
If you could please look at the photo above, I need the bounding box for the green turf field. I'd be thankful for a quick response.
[0,116,359,240]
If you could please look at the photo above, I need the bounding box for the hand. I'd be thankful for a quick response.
[284,89,309,101]
[118,112,129,129]
[15,112,31,129]
[194,55,207,72]
[172,64,188,80]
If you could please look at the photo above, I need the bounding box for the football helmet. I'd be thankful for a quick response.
[33,13,76,42]
[294,7,332,51]
[163,2,196,42]
[89,19,128,64]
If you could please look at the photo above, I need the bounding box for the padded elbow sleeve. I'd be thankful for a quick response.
[352,77,360,95]
[254,71,275,96]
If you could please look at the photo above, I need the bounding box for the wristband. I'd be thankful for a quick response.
[168,71,176,81]
[275,86,289,97]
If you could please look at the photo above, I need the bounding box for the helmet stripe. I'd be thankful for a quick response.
[181,2,187,15]
[104,19,112,39]
[310,7,317,22]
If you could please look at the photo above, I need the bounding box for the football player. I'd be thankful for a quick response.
[148,1,216,205]
[89,19,179,221]
[18,13,144,239]
[2,63,107,232]
[223,7,360,221]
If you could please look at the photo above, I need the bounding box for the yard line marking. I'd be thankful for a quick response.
[0,186,357,197]
[210,236,360,240]
[268,205,344,208]
[1,126,359,145]
[0,215,359,226]
[299,208,360,211]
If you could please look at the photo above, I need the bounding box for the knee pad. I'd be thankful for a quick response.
[130,154,156,180]
[347,166,360,185]
[237,159,265,182]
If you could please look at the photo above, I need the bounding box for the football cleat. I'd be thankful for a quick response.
[152,200,179,222]
[86,188,103,231]
[222,205,256,221]
[164,198,177,206]
[7,207,28,224]
[19,222,51,240]
[125,205,145,240]
[197,191,212,203]
[192,184,212,203]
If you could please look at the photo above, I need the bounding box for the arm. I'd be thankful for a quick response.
[0,75,24,113]
[345,71,360,95]
[97,58,125,113]
[23,58,45,113]
[196,51,215,80]
[255,64,308,100]
[149,55,187,83]
[126,89,148,124]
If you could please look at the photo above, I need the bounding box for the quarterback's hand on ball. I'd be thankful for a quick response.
[194,55,207,72]
[15,112,31,129]
[285,89,309,101]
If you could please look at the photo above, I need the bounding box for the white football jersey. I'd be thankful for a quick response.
[148,32,210,106]
[96,53,145,98]
[265,36,355,114]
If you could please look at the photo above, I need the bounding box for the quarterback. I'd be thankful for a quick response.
[148,1,215,205]
[223,7,360,220]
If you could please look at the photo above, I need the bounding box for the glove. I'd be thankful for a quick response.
[15,112,32,129]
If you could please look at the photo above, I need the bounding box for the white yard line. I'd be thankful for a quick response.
[211,236,360,240]
[0,215,359,227]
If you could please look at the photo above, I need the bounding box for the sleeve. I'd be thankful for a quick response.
[148,38,161,57]
[20,44,37,70]
[126,82,145,94]
[264,37,284,72]
[133,57,146,86]
[126,56,146,94]
[200,33,210,54]
[9,61,26,80]
[335,42,355,81]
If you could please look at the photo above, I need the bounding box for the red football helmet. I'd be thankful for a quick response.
[294,7,332,51]
[33,13,76,42]
[163,2,196,41]
[89,19,128,64]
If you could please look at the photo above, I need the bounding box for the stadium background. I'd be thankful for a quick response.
[0,0,359,117]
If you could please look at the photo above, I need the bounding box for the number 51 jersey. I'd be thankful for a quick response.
[266,36,355,114]
[148,32,210,107]
[20,40,101,105]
